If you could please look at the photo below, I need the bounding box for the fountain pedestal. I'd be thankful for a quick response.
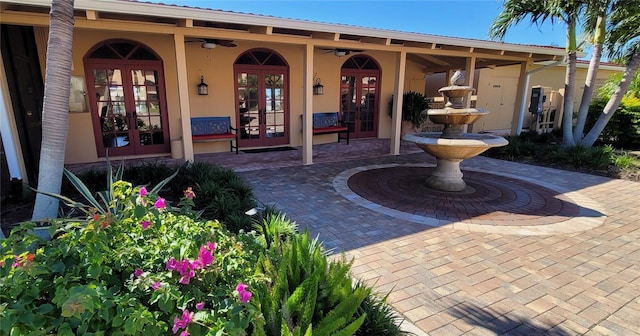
[403,71,508,192]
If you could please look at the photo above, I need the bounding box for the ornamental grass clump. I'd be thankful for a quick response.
[0,178,265,335]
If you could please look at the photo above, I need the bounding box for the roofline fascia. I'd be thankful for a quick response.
[7,0,569,58]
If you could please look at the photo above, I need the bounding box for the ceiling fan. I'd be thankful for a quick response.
[186,38,237,49]
[321,48,364,57]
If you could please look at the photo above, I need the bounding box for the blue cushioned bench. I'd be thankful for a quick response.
[304,112,349,144]
[191,116,238,154]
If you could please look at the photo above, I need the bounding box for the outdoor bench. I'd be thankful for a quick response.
[303,112,349,144]
[190,116,238,154]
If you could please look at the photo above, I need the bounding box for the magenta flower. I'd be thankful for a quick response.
[179,269,195,284]
[140,220,151,230]
[198,246,214,266]
[134,268,143,277]
[195,302,205,310]
[183,187,195,200]
[190,259,204,270]
[180,331,189,336]
[151,281,162,290]
[205,241,216,251]
[172,309,194,334]
[166,257,178,270]
[154,197,166,209]
[236,283,252,303]
[176,259,191,276]
[139,186,147,197]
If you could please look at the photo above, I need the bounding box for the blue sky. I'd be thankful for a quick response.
[148,0,568,47]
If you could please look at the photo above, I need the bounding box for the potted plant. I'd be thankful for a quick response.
[388,91,430,136]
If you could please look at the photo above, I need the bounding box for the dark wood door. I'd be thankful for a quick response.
[340,71,379,138]
[86,62,170,157]
[0,24,44,183]
[235,68,288,147]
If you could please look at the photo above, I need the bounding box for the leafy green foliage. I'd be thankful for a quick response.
[1,180,264,335]
[254,215,369,335]
[586,97,640,149]
[353,281,406,336]
[62,161,257,233]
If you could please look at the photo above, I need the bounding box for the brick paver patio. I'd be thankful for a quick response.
[230,139,639,335]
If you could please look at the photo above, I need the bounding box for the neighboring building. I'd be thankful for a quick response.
[0,0,620,185]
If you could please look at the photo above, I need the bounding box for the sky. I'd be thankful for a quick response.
[146,0,569,48]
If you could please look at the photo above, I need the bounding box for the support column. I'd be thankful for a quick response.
[303,43,314,165]
[0,53,26,182]
[173,34,194,162]
[464,56,476,108]
[513,61,529,135]
[390,50,407,155]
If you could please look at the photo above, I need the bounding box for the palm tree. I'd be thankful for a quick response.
[31,0,75,222]
[581,0,640,147]
[489,0,585,147]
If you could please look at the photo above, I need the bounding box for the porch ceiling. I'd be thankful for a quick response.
[1,0,569,66]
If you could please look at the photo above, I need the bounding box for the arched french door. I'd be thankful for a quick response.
[234,49,289,148]
[340,55,381,139]
[84,40,170,157]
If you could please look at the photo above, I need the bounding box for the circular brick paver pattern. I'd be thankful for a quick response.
[335,164,606,235]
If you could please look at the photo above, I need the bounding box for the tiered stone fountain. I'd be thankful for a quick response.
[403,71,508,192]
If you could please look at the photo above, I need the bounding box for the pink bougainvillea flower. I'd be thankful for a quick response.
[140,220,151,230]
[180,331,189,336]
[195,302,205,310]
[205,241,216,251]
[190,259,203,270]
[154,197,166,210]
[176,259,191,276]
[236,283,252,303]
[134,268,143,277]
[151,281,162,290]
[198,246,214,266]
[139,186,147,197]
[172,309,194,334]
[183,187,195,200]
[166,257,178,270]
[179,269,195,284]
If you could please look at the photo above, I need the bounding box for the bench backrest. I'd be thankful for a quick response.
[312,112,340,129]
[191,117,232,135]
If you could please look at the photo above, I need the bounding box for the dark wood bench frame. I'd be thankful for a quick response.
[304,112,350,144]
[190,116,238,154]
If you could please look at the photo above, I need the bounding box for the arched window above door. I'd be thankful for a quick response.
[341,55,380,70]
[235,49,286,66]
[88,40,160,60]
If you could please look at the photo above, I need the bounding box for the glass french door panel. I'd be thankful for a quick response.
[238,73,260,140]
[93,68,130,148]
[131,69,164,146]
[264,73,285,138]
[340,75,358,132]
[359,76,377,132]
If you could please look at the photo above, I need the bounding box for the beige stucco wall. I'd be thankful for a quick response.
[51,26,427,162]
[475,64,621,133]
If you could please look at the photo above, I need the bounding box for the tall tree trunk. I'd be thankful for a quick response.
[562,54,578,147]
[574,15,606,143]
[581,52,640,147]
[31,0,75,222]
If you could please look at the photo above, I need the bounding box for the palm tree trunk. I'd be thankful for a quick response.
[31,0,75,222]
[561,53,578,147]
[574,15,606,143]
[581,52,640,148]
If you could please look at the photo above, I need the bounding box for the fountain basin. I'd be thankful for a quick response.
[403,132,508,160]
[427,108,489,126]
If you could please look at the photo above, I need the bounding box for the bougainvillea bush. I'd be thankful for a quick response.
[0,181,266,335]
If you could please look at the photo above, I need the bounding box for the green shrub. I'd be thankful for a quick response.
[586,97,640,149]
[1,179,264,335]
[67,161,257,233]
[354,281,406,336]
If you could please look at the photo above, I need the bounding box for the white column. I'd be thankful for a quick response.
[390,50,407,155]
[513,61,529,135]
[464,56,476,108]
[173,34,194,161]
[0,53,26,182]
[303,43,314,165]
